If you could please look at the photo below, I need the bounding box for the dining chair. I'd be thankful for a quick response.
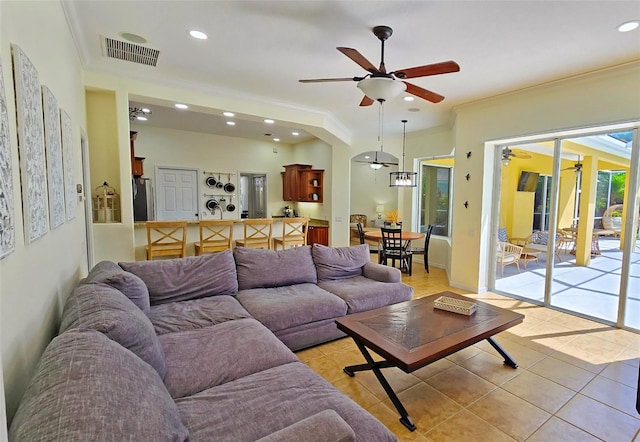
[235,218,273,249]
[407,224,434,272]
[356,222,378,254]
[380,227,413,275]
[194,219,234,255]
[146,220,188,260]
[272,217,309,250]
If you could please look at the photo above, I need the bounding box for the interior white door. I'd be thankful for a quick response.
[156,167,199,220]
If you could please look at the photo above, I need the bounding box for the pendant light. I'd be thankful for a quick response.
[389,120,417,187]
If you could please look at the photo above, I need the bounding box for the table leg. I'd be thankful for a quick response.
[487,337,518,368]
[344,340,417,432]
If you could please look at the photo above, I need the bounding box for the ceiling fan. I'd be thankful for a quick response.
[562,156,583,173]
[354,150,398,169]
[501,147,532,166]
[299,25,460,106]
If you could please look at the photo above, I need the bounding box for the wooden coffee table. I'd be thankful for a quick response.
[335,292,524,431]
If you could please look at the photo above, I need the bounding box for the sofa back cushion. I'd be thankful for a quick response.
[59,282,167,378]
[82,260,150,313]
[312,244,370,281]
[119,249,238,305]
[9,330,189,442]
[234,246,317,290]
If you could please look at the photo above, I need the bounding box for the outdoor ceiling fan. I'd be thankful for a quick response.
[299,25,460,106]
[501,147,531,166]
[562,155,583,173]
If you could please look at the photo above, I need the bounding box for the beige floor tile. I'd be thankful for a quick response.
[526,416,601,442]
[528,355,596,391]
[556,333,628,369]
[325,348,371,368]
[352,367,421,401]
[457,350,521,386]
[365,402,430,442]
[385,383,463,431]
[551,313,606,332]
[444,345,483,364]
[516,321,578,352]
[501,370,575,413]
[330,376,381,410]
[589,327,640,348]
[600,360,640,388]
[294,346,324,362]
[500,333,556,356]
[303,354,344,383]
[467,388,551,441]
[411,358,456,381]
[425,409,515,442]
[581,375,639,417]
[425,365,497,406]
[482,336,548,369]
[557,394,640,441]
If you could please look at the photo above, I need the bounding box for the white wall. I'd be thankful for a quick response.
[0,1,88,424]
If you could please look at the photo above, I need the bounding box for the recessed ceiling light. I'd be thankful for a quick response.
[291,131,299,136]
[226,121,235,126]
[618,20,639,32]
[264,119,274,124]
[273,138,280,142]
[175,103,188,109]
[188,30,208,40]
[364,155,370,159]
[119,32,147,44]
[141,107,151,113]
[408,108,420,112]
[223,111,235,117]
[403,96,414,102]
[136,116,147,121]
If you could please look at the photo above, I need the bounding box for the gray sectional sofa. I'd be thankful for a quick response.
[9,244,413,441]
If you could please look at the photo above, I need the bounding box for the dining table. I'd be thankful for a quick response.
[562,227,615,256]
[364,229,426,264]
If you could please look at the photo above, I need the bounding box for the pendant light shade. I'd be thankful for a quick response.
[389,120,417,187]
[357,77,407,102]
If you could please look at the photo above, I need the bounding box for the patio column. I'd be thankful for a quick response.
[575,156,597,265]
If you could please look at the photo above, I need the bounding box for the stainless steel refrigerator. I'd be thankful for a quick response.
[132,177,153,221]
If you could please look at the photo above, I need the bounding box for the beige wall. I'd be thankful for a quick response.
[1,1,88,424]
[449,62,640,292]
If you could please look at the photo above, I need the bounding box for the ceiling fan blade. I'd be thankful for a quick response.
[359,96,374,106]
[403,82,445,103]
[337,47,379,74]
[299,77,359,83]
[392,60,460,79]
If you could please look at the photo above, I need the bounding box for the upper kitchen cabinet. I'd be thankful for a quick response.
[282,164,324,203]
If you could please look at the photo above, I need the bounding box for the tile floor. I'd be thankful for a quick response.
[298,264,640,441]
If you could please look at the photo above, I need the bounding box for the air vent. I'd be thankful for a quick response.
[102,36,159,66]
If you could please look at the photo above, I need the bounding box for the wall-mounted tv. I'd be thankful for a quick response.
[517,171,539,192]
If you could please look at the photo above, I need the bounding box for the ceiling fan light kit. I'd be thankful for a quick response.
[299,25,459,106]
[390,120,417,187]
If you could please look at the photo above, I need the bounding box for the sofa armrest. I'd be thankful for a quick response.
[362,262,401,283]
[255,410,355,442]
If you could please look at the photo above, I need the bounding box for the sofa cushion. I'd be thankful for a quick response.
[234,245,317,290]
[236,283,347,333]
[160,318,299,398]
[175,361,396,442]
[255,410,355,442]
[312,244,370,281]
[119,249,238,305]
[319,276,413,314]
[59,282,166,378]
[149,295,252,335]
[81,260,150,313]
[8,330,189,442]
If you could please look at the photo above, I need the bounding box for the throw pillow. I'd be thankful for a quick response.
[234,246,317,290]
[312,244,370,281]
[59,282,167,378]
[533,231,549,245]
[498,227,508,242]
[9,330,189,441]
[119,250,238,305]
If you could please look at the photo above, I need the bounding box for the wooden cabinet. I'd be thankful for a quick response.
[130,131,145,177]
[307,225,329,246]
[282,164,324,203]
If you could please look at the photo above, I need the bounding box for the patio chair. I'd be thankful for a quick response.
[602,204,623,237]
[521,231,563,261]
[497,242,523,276]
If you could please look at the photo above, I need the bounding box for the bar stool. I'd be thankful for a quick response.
[194,219,234,255]
[146,220,187,260]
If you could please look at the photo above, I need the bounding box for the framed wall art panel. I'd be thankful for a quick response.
[0,57,15,259]
[12,44,49,244]
[60,108,75,221]
[42,85,65,229]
